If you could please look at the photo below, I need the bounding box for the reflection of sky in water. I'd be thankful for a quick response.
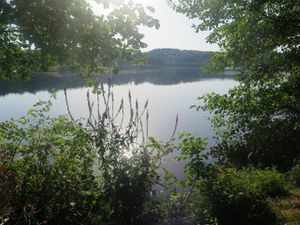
[0,78,238,179]
[0,79,237,142]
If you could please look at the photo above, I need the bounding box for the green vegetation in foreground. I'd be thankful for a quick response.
[0,95,163,225]
[1,0,300,225]
[273,189,300,225]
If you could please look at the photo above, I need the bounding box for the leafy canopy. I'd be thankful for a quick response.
[170,0,300,79]
[0,0,159,81]
[170,0,300,170]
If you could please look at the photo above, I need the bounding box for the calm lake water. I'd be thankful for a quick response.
[0,67,237,177]
[0,67,237,142]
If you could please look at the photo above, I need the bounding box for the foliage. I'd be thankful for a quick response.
[200,167,286,225]
[0,0,159,81]
[170,0,300,78]
[158,132,289,225]
[197,75,300,171]
[147,48,211,67]
[0,100,98,225]
[3,0,300,224]
[171,0,300,170]
[161,132,289,225]
[117,48,212,69]
[155,1,300,218]
[289,163,300,187]
[0,87,161,225]
[65,83,165,225]
[272,188,300,225]
[175,131,210,182]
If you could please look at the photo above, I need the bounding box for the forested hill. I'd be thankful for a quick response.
[118,48,212,68]
[146,48,211,66]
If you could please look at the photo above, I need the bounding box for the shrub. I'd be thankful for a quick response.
[0,102,98,225]
[203,167,286,225]
[173,133,287,225]
[0,94,160,225]
[289,164,300,187]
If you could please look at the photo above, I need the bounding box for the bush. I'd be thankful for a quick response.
[173,133,288,225]
[289,164,300,187]
[202,167,286,225]
[0,102,98,225]
[0,96,160,225]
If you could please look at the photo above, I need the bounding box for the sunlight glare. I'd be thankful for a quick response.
[86,0,219,52]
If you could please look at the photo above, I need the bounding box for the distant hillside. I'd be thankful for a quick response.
[147,48,211,67]
[118,48,212,68]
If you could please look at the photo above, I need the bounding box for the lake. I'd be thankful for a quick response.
[0,66,238,178]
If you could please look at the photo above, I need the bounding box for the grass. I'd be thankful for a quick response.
[273,188,300,225]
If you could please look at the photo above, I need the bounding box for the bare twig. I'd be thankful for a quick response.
[171,114,179,139]
[146,110,149,141]
[64,87,74,121]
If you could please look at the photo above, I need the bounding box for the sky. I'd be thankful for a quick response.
[89,0,219,52]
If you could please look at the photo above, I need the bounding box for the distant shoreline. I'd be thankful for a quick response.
[0,66,237,96]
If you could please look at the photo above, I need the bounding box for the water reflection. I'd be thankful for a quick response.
[0,66,235,96]
[0,66,238,143]
[0,67,238,180]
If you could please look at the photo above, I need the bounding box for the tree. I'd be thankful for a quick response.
[0,0,159,81]
[170,0,300,170]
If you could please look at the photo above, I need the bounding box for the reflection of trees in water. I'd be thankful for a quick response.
[113,67,234,85]
[0,67,235,96]
[0,75,86,96]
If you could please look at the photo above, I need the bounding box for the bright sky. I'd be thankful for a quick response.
[89,0,219,52]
